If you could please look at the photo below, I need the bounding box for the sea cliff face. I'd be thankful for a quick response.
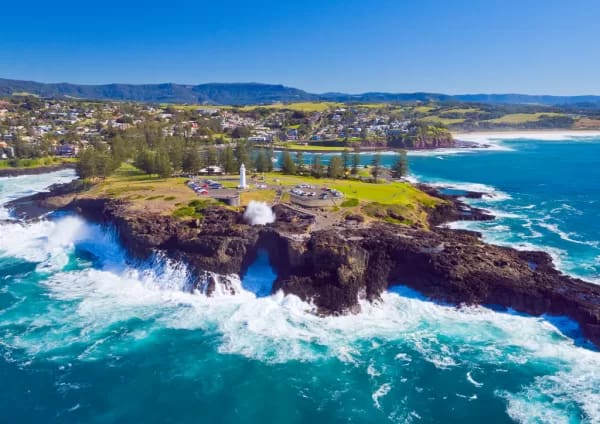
[6,181,600,347]
[58,196,600,347]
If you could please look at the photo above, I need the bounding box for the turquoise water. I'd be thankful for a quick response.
[1,137,600,423]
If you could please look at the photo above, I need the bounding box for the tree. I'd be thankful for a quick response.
[341,149,350,175]
[167,137,185,172]
[351,151,360,175]
[76,146,114,179]
[311,155,324,178]
[281,150,296,174]
[222,145,237,173]
[155,150,172,178]
[95,149,115,178]
[392,150,409,178]
[76,147,98,179]
[231,126,251,139]
[109,135,129,165]
[254,149,270,172]
[371,152,382,182]
[295,151,304,173]
[206,146,218,166]
[135,150,157,175]
[327,156,344,179]
[183,147,202,174]
[266,146,274,172]
[235,140,249,168]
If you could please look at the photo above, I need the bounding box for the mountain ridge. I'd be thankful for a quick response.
[1,77,599,107]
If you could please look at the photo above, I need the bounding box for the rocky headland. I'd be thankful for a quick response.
[6,182,600,348]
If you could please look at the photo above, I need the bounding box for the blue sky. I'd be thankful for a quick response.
[1,0,599,94]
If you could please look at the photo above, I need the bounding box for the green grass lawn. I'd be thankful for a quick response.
[413,105,437,114]
[354,103,392,109]
[0,156,76,169]
[279,143,350,152]
[238,102,342,113]
[86,164,198,214]
[439,107,480,115]
[262,173,434,204]
[419,116,466,126]
[240,189,276,205]
[262,172,442,227]
[486,113,566,124]
[81,164,443,226]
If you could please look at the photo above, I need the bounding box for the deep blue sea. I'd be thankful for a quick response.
[1,134,599,423]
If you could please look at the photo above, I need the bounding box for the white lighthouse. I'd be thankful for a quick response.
[239,163,247,189]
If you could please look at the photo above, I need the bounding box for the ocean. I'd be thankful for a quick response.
[0,134,599,423]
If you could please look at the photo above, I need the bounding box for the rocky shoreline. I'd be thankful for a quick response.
[6,181,600,347]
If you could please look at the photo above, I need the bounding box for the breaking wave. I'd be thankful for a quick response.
[0,212,599,421]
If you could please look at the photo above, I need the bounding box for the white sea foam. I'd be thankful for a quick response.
[422,179,512,202]
[0,169,77,220]
[454,130,600,144]
[466,371,484,388]
[0,219,598,421]
[1,170,600,421]
[372,383,392,409]
[538,220,600,248]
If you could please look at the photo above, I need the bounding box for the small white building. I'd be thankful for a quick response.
[198,166,224,175]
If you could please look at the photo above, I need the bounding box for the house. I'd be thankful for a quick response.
[0,141,14,159]
[285,128,299,141]
[56,144,79,157]
[248,136,269,143]
[198,166,224,175]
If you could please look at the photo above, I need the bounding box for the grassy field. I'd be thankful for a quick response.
[413,105,437,114]
[260,172,442,227]
[439,107,480,115]
[278,143,350,152]
[486,113,566,124]
[419,116,466,125]
[238,102,342,113]
[240,189,276,205]
[11,92,40,97]
[354,103,392,109]
[159,104,233,111]
[0,156,77,169]
[83,165,442,226]
[86,164,202,215]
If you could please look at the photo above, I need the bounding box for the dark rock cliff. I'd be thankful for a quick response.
[7,184,600,347]
[61,197,600,347]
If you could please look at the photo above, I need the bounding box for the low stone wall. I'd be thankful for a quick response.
[290,194,343,208]
[209,189,240,206]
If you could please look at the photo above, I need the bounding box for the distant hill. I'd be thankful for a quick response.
[1,77,599,107]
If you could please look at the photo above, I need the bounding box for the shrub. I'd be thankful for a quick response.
[172,207,202,219]
[341,198,359,207]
